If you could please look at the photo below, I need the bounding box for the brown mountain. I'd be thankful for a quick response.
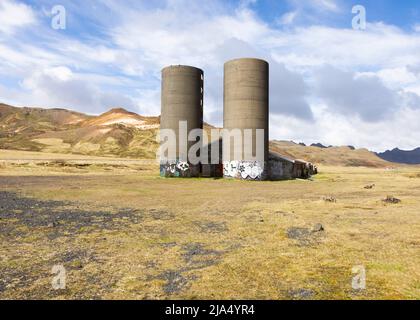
[270,140,391,168]
[0,103,393,166]
[0,103,159,158]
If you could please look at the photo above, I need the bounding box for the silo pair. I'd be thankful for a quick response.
[160,58,269,180]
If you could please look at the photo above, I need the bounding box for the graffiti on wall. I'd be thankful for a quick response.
[176,161,190,172]
[160,161,200,177]
[223,161,265,180]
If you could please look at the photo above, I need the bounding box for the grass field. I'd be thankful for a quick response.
[0,150,419,300]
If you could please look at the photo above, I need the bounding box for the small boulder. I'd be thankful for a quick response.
[383,196,401,204]
[364,184,375,189]
[323,196,337,203]
[312,223,324,232]
[47,222,58,228]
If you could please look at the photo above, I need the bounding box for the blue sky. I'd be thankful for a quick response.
[0,0,420,151]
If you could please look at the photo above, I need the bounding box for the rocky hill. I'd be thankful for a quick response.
[0,103,159,158]
[0,103,397,167]
[269,140,391,168]
[377,147,420,164]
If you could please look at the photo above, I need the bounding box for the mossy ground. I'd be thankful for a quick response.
[0,151,419,299]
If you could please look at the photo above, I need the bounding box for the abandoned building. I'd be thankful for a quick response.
[159,59,317,180]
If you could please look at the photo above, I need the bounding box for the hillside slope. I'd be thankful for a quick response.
[0,104,159,158]
[0,103,394,166]
[269,140,391,168]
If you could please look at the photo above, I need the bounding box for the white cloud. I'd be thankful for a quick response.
[313,66,398,122]
[277,11,298,25]
[0,0,36,34]
[0,0,420,150]
[265,23,420,70]
[9,66,136,114]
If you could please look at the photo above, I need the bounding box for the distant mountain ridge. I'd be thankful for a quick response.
[270,140,390,168]
[377,148,420,164]
[0,102,407,167]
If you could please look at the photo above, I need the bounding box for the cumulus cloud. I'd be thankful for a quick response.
[266,23,420,70]
[270,63,313,120]
[0,0,420,150]
[314,66,398,122]
[401,91,420,110]
[18,67,136,114]
[277,11,298,25]
[0,0,36,34]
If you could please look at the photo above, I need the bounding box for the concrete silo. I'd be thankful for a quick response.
[160,65,204,177]
[223,58,269,180]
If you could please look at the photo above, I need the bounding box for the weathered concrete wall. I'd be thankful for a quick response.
[159,62,317,180]
[201,138,223,178]
[160,160,201,178]
[223,160,267,180]
[268,152,294,180]
[223,58,269,180]
[160,65,203,177]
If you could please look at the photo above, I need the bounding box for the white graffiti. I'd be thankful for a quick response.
[223,161,264,180]
[223,161,238,178]
[176,161,190,172]
[166,163,177,174]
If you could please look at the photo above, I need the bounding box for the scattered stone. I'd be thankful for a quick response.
[312,223,324,232]
[286,226,325,246]
[160,242,177,248]
[71,260,84,269]
[287,288,315,300]
[364,184,375,189]
[145,261,157,269]
[47,222,58,228]
[150,209,174,220]
[323,196,337,203]
[287,227,311,240]
[383,196,401,204]
[194,221,228,233]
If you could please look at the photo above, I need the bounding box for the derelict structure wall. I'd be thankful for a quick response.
[223,58,269,180]
[160,65,203,177]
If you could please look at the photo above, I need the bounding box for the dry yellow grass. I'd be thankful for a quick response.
[0,150,419,300]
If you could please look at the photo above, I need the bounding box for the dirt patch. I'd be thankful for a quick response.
[287,288,315,300]
[182,243,223,270]
[148,243,224,296]
[0,264,41,294]
[0,191,144,238]
[194,221,228,233]
[150,209,174,220]
[156,270,194,295]
[286,226,325,246]
[54,249,98,270]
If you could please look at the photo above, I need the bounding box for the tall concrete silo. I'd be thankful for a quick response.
[223,58,269,180]
[160,65,203,177]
